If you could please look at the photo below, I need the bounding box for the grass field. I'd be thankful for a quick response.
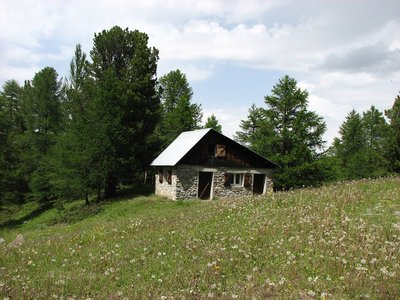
[1,177,400,299]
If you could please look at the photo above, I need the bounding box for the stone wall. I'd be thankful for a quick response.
[155,165,274,200]
[265,176,274,195]
[175,166,199,199]
[155,169,176,200]
[213,170,253,198]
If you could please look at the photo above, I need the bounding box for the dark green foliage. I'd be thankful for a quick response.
[2,25,398,205]
[21,67,63,203]
[157,69,202,148]
[333,107,388,179]
[90,26,160,198]
[1,27,162,205]
[334,110,367,179]
[385,93,400,173]
[49,44,103,204]
[362,106,388,176]
[236,75,327,189]
[0,80,29,204]
[49,202,104,225]
[234,104,266,153]
[204,114,222,133]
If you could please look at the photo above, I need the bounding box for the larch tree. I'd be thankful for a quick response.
[50,44,101,204]
[0,80,28,204]
[235,104,267,154]
[22,67,63,203]
[236,75,327,189]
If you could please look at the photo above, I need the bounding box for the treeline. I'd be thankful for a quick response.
[1,26,399,205]
[0,26,221,206]
[235,75,400,190]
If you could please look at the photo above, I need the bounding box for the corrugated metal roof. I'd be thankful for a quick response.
[151,128,212,166]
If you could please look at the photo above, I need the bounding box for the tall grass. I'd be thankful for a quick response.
[1,177,400,299]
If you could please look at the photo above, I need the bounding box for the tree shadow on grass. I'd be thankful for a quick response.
[0,185,155,229]
[0,202,53,230]
[104,184,155,203]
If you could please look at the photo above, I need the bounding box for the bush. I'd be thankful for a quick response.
[49,203,103,224]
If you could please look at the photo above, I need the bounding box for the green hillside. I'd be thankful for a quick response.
[1,177,400,299]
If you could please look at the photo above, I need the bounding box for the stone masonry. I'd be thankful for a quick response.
[155,165,273,200]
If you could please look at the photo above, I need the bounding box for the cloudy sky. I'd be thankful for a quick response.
[1,0,399,146]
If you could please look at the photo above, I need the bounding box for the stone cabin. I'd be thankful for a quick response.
[151,128,278,200]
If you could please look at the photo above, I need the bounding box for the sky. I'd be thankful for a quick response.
[1,0,399,147]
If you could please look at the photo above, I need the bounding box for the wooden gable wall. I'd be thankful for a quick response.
[178,130,276,168]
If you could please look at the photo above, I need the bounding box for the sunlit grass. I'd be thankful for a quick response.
[1,177,400,299]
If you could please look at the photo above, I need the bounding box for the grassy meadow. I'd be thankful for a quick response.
[1,177,400,299]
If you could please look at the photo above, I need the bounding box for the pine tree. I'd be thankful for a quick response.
[157,69,202,148]
[333,106,389,179]
[204,114,222,133]
[334,110,368,179]
[90,26,160,198]
[385,93,400,173]
[362,106,388,176]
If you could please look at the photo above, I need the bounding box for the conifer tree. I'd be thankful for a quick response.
[362,106,388,176]
[204,114,222,133]
[236,75,327,189]
[235,104,267,153]
[22,67,63,203]
[157,69,202,148]
[385,93,400,173]
[90,26,160,198]
[0,80,28,204]
[50,44,101,203]
[333,110,368,179]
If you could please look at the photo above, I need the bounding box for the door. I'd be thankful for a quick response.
[198,172,213,200]
[253,174,265,195]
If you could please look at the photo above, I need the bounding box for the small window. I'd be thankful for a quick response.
[224,173,244,187]
[167,170,172,185]
[158,169,164,183]
[232,173,243,186]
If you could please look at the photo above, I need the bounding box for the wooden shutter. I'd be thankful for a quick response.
[224,173,232,186]
[158,169,163,183]
[216,144,226,157]
[244,173,252,187]
[167,170,172,185]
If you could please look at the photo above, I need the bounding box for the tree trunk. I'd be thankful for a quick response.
[96,183,102,203]
[85,192,89,206]
[144,168,147,184]
[104,175,117,199]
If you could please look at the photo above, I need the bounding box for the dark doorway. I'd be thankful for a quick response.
[253,174,265,195]
[198,172,213,200]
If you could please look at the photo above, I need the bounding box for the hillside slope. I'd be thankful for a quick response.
[1,177,400,299]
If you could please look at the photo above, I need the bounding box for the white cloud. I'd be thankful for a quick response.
[1,0,399,148]
[318,42,400,74]
[202,106,248,139]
